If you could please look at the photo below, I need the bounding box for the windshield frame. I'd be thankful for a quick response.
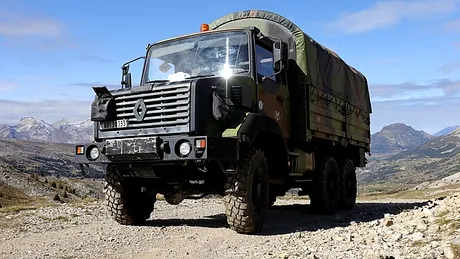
[141,28,254,85]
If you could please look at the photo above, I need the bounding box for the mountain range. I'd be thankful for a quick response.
[370,123,434,156]
[434,126,460,137]
[359,125,460,189]
[0,117,93,144]
[1,117,460,189]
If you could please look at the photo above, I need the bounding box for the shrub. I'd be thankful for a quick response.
[53,194,61,202]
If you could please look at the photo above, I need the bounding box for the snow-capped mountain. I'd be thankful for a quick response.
[0,117,93,144]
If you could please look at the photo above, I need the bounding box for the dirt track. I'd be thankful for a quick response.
[0,195,459,259]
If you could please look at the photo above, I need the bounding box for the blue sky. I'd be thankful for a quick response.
[0,0,460,134]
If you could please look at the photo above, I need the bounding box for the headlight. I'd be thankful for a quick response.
[89,146,100,160]
[179,142,191,156]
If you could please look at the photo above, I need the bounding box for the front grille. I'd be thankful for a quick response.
[114,83,190,130]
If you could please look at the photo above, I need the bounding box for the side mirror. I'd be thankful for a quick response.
[121,64,132,88]
[273,40,284,72]
[119,56,145,89]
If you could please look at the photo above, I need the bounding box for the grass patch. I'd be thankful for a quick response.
[0,195,56,214]
[37,215,70,222]
[436,210,449,218]
[452,244,460,258]
[0,201,48,213]
[435,215,460,234]
[449,221,460,231]
[412,240,428,247]
[38,215,52,221]
[359,183,460,201]
[54,216,69,222]
[0,180,34,207]
[435,217,452,226]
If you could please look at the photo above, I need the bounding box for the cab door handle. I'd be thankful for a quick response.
[276,96,285,102]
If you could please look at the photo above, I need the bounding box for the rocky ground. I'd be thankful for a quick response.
[0,193,459,259]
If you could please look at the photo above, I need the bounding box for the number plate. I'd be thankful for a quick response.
[100,119,129,130]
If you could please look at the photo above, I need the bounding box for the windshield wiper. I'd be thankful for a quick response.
[185,70,249,80]
[146,80,170,84]
[184,74,216,79]
[233,69,250,75]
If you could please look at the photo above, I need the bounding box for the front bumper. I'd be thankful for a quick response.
[75,135,236,164]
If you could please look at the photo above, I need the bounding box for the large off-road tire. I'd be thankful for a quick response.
[310,156,340,214]
[103,166,156,225]
[338,159,357,210]
[224,148,269,234]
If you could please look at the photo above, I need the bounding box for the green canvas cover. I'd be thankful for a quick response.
[209,10,372,114]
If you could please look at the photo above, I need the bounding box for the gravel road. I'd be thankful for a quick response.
[1,195,459,259]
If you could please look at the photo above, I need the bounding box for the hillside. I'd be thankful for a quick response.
[0,138,104,208]
[359,128,460,187]
[0,138,102,179]
[0,117,93,144]
[395,128,460,160]
[370,123,433,156]
[434,126,460,137]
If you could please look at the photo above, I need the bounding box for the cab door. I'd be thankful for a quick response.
[255,40,289,139]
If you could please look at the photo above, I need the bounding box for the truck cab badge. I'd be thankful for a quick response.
[133,99,147,121]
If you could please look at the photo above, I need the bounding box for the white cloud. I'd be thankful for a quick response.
[369,79,460,134]
[370,79,460,102]
[445,18,460,32]
[437,61,460,74]
[0,82,16,92]
[0,12,63,38]
[326,0,459,34]
[371,96,460,134]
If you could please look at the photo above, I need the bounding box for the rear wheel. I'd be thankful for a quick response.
[338,159,357,210]
[310,156,340,214]
[103,165,156,225]
[224,147,269,234]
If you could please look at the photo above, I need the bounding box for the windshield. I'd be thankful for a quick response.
[144,31,250,83]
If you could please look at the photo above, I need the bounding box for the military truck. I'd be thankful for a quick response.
[75,10,372,234]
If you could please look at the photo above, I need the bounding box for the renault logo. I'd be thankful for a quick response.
[133,99,147,121]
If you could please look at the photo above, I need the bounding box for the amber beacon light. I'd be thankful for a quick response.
[201,23,209,32]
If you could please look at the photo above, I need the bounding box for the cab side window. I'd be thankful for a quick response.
[255,43,278,92]
[255,44,275,79]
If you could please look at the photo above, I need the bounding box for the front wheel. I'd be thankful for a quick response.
[103,165,156,225]
[224,147,269,234]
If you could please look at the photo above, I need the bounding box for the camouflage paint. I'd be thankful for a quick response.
[210,10,371,149]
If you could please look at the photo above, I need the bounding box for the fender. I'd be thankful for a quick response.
[237,113,281,142]
[237,113,290,179]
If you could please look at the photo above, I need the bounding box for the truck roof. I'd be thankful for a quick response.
[210,10,372,113]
